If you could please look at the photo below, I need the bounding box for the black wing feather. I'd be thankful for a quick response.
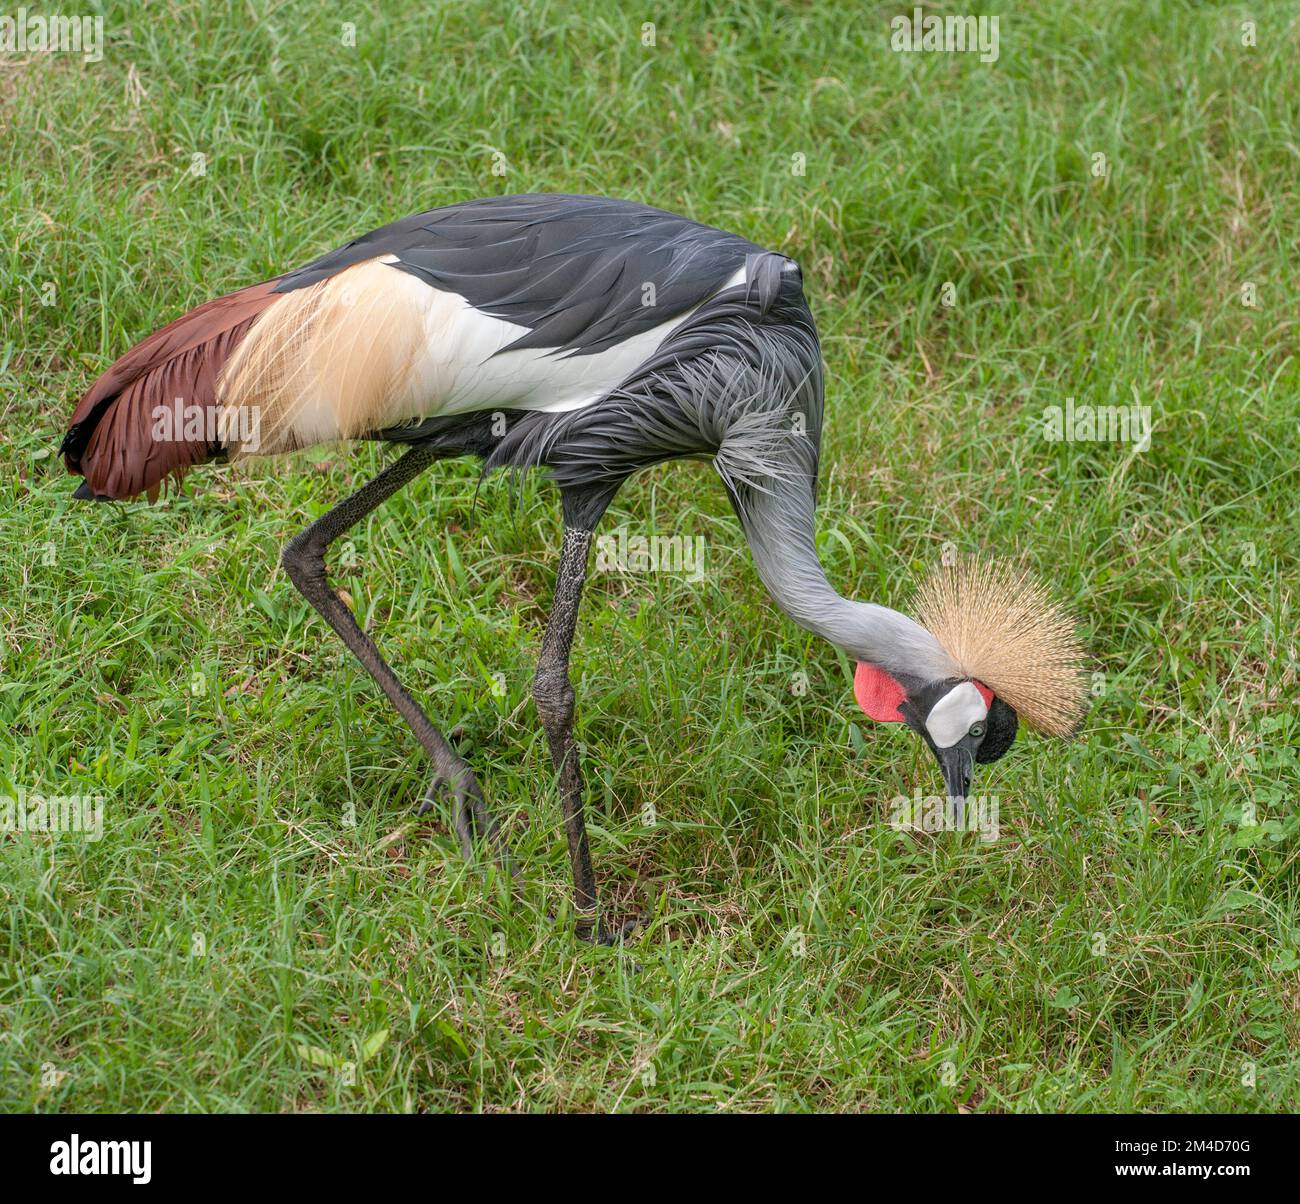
[274,194,762,357]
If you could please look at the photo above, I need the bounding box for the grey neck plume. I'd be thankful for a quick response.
[732,471,960,683]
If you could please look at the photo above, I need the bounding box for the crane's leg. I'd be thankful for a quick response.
[533,487,636,943]
[281,445,512,872]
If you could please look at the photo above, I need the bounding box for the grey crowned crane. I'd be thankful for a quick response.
[60,193,1086,942]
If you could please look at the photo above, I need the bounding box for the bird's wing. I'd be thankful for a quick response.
[275,193,764,357]
[62,195,770,500]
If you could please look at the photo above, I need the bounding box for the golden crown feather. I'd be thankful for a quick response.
[914,556,1089,737]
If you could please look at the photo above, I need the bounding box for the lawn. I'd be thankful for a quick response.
[1,0,1297,1112]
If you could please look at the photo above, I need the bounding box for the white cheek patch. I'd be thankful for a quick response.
[924,682,989,749]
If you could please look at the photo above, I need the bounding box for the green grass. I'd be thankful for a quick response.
[2,0,1298,1112]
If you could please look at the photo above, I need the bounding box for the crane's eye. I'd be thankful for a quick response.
[968,723,985,738]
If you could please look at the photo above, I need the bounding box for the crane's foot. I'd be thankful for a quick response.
[412,727,470,826]
[414,772,473,860]
[415,763,515,876]
[592,914,645,973]
[597,916,644,946]
[572,910,644,946]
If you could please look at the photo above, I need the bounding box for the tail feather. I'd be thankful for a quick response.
[61,258,427,500]
[60,280,281,499]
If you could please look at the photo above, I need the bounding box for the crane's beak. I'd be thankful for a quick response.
[931,742,972,828]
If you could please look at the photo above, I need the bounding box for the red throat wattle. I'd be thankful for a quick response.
[853,663,907,722]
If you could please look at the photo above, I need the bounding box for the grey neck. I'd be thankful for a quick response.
[733,474,959,683]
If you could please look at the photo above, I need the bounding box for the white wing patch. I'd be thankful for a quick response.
[924,682,989,749]
[396,261,751,420]
[224,255,751,457]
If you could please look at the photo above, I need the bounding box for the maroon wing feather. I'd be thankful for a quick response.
[61,280,282,500]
